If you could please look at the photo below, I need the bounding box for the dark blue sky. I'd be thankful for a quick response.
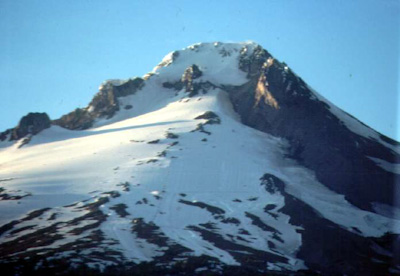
[1,0,399,139]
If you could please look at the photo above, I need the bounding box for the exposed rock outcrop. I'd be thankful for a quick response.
[162,64,217,97]
[194,111,221,124]
[239,45,272,77]
[182,64,202,89]
[181,64,203,97]
[53,77,144,130]
[0,112,51,141]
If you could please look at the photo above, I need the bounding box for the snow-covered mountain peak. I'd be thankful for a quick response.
[152,41,261,86]
[1,41,399,275]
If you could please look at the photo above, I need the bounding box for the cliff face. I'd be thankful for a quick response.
[227,48,399,211]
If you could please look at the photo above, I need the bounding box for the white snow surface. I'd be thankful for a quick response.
[0,42,399,269]
[152,42,257,86]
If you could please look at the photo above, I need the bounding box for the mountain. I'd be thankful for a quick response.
[0,42,399,275]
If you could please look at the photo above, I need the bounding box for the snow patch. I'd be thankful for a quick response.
[368,156,400,174]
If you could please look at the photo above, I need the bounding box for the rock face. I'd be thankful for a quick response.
[53,77,144,130]
[228,48,400,212]
[0,112,51,141]
[181,64,203,92]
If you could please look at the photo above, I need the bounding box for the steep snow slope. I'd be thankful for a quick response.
[0,42,399,274]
